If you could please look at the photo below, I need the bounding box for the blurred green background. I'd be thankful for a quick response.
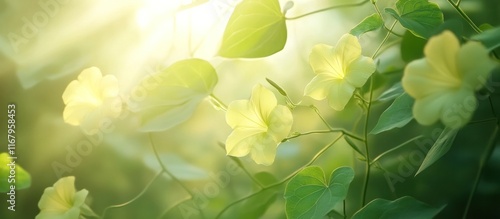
[0,0,499,218]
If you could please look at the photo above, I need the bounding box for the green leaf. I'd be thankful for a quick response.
[219,0,287,58]
[385,0,443,38]
[401,31,426,63]
[415,127,458,175]
[350,13,384,36]
[370,93,414,135]
[471,27,500,51]
[352,196,445,219]
[376,82,404,102]
[130,58,218,132]
[0,153,31,192]
[284,166,354,219]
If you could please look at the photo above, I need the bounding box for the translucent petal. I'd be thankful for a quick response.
[251,85,277,123]
[304,73,335,100]
[78,67,102,83]
[62,81,80,104]
[412,90,471,127]
[423,31,461,84]
[327,81,356,111]
[440,88,477,129]
[412,94,444,126]
[309,44,343,78]
[225,129,263,157]
[63,102,96,126]
[334,34,362,70]
[403,59,457,99]
[250,134,278,166]
[38,187,70,212]
[458,41,497,90]
[345,56,375,87]
[267,105,293,142]
[226,99,266,130]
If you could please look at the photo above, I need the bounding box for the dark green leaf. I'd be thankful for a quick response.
[284,166,354,219]
[350,13,384,36]
[471,27,500,51]
[401,31,426,62]
[385,0,443,38]
[219,0,287,58]
[352,196,445,219]
[415,127,458,175]
[376,82,404,102]
[370,93,414,135]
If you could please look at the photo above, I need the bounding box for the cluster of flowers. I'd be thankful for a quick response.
[42,31,496,218]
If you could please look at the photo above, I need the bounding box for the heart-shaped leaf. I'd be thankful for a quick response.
[284,166,354,219]
[130,58,218,132]
[350,13,384,36]
[219,0,287,58]
[385,0,443,38]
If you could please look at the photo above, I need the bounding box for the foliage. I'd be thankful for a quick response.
[26,0,500,218]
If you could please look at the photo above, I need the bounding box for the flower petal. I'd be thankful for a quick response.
[250,134,278,166]
[458,41,497,90]
[327,81,355,111]
[63,102,97,126]
[226,129,263,157]
[402,59,456,99]
[226,99,266,130]
[440,88,477,129]
[309,44,343,78]
[334,34,362,70]
[423,31,461,85]
[251,85,277,122]
[412,94,444,126]
[345,56,375,87]
[304,73,335,100]
[267,105,293,142]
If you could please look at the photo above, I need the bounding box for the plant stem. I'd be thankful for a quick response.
[101,170,163,219]
[209,94,228,111]
[310,105,334,130]
[446,0,481,33]
[283,129,364,142]
[372,20,397,59]
[462,123,499,218]
[219,142,265,188]
[285,0,370,20]
[215,134,344,218]
[149,133,195,197]
[361,76,374,206]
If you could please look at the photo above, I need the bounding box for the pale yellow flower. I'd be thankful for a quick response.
[305,34,376,111]
[402,31,497,129]
[36,176,89,219]
[62,67,122,134]
[226,85,293,166]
